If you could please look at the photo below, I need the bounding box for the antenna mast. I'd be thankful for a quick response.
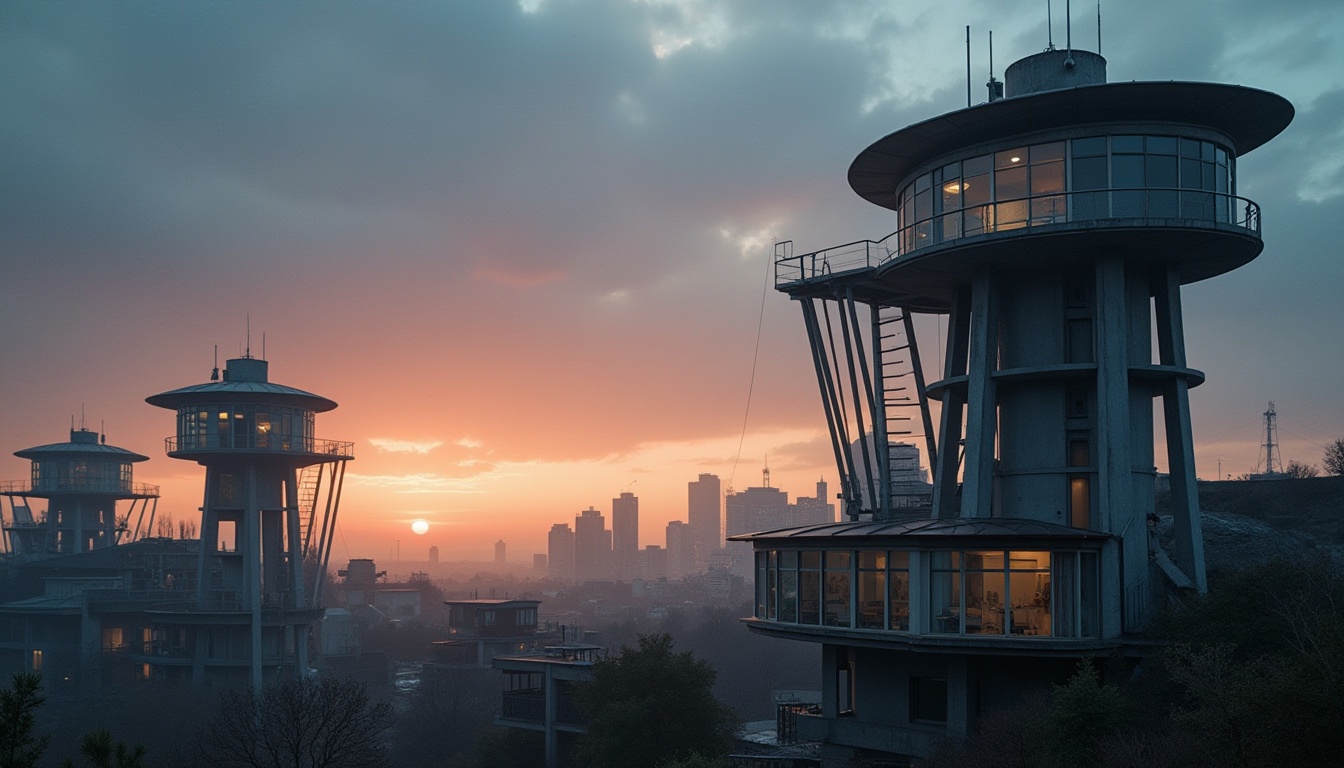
[1262,402,1282,475]
[965,26,972,107]
[1047,0,1055,49]
[1096,0,1102,56]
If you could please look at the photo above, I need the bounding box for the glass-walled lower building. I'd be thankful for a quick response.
[743,518,1114,643]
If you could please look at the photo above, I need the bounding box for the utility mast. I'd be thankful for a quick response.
[1261,401,1282,475]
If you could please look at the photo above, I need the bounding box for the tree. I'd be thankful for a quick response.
[197,677,392,768]
[0,672,48,768]
[1284,460,1319,478]
[1048,659,1123,766]
[575,633,739,768]
[1324,438,1344,475]
[61,729,146,768]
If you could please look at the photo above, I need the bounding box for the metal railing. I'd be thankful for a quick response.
[777,189,1260,287]
[0,480,159,496]
[165,435,354,457]
[501,693,545,723]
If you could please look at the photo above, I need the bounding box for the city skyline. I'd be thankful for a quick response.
[4,1,1342,561]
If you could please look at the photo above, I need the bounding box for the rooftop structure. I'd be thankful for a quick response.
[144,353,352,688]
[493,642,606,768]
[739,43,1292,765]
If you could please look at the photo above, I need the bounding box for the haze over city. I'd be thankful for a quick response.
[4,0,1343,562]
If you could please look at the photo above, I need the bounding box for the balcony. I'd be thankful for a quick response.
[501,692,545,723]
[0,479,159,498]
[776,189,1260,289]
[164,435,353,460]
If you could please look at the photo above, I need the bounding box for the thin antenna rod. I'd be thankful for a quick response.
[246,313,251,358]
[262,332,266,361]
[989,31,994,78]
[1048,0,1055,49]
[1097,0,1102,56]
[965,26,972,107]
[1066,0,1072,58]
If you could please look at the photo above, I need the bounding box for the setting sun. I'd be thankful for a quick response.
[410,519,429,536]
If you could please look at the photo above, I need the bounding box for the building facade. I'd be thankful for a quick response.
[687,473,721,572]
[547,523,574,583]
[611,491,638,580]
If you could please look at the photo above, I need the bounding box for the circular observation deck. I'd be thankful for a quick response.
[4,429,158,499]
[147,356,351,463]
[778,78,1293,311]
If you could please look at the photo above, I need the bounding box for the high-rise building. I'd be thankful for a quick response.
[640,544,667,581]
[494,539,506,564]
[547,523,574,582]
[791,478,835,527]
[573,506,611,582]
[611,491,638,581]
[737,43,1292,764]
[664,519,690,579]
[687,473,721,572]
[429,545,440,564]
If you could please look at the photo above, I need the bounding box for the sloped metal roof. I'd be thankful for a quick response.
[730,516,1113,543]
[146,380,337,411]
[15,440,149,462]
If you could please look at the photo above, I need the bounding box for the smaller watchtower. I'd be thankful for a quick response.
[1,427,159,556]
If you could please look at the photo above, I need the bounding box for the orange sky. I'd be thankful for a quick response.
[3,1,1342,564]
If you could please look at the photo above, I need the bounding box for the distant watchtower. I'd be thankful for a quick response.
[1,427,159,556]
[146,354,352,688]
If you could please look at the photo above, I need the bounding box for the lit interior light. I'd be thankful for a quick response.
[1010,156,1022,163]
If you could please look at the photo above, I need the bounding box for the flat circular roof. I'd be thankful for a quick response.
[849,81,1294,211]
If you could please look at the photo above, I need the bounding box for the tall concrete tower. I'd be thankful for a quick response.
[1,427,159,556]
[737,46,1292,764]
[146,354,352,688]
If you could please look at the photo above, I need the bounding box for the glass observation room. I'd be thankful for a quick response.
[753,544,1102,640]
[31,459,135,493]
[893,134,1239,256]
[174,404,316,452]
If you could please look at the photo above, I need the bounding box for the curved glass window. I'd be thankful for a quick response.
[31,459,133,492]
[175,404,315,451]
[755,547,1098,639]
[893,134,1238,253]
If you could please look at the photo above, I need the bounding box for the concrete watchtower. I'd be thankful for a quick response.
[739,46,1293,764]
[146,354,352,688]
[1,427,159,556]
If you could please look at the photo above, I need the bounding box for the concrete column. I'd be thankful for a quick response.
[1094,256,1132,535]
[544,665,558,768]
[933,289,971,518]
[247,465,263,690]
[961,273,999,518]
[286,469,304,609]
[1153,266,1207,593]
[945,656,971,737]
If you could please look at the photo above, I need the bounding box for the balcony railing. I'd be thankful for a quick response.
[165,435,353,458]
[501,692,545,723]
[776,189,1260,287]
[0,480,159,496]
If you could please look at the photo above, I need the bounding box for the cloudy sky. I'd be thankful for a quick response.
[3,0,1342,564]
